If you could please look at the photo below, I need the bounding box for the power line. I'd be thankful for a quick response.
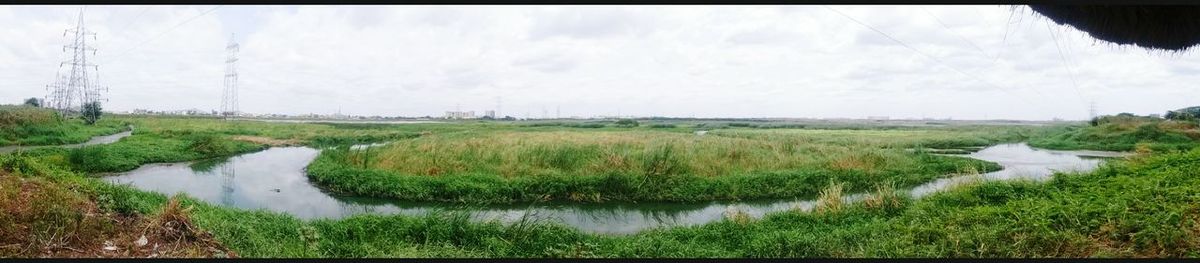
[920,7,991,60]
[1044,19,1090,115]
[994,7,1016,64]
[823,6,1047,111]
[94,6,152,48]
[103,5,223,63]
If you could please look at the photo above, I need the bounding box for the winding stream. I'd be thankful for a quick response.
[102,142,1128,234]
[0,127,133,154]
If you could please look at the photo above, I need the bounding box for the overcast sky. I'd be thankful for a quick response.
[2,5,1197,120]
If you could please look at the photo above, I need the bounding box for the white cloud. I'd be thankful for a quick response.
[1,5,1197,120]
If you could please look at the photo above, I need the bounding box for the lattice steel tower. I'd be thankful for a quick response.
[221,34,240,120]
[45,9,108,115]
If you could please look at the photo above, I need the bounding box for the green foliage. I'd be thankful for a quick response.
[614,119,639,128]
[81,102,102,125]
[0,105,126,147]
[23,98,40,107]
[1029,117,1199,151]
[8,115,1200,258]
[1165,106,1200,121]
[62,133,264,173]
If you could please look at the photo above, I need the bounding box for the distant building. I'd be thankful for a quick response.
[484,110,496,118]
[444,111,476,119]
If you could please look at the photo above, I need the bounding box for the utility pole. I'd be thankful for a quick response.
[221,34,239,120]
[495,96,502,118]
[46,9,107,116]
[1089,101,1098,120]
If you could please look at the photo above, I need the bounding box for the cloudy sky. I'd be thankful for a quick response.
[1,5,1197,120]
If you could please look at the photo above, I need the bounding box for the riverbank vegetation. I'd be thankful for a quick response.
[4,135,1199,257]
[1029,113,1200,151]
[0,105,127,147]
[5,114,1200,258]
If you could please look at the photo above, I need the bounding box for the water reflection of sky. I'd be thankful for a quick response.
[105,143,1120,235]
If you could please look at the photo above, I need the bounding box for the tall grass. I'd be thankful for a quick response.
[1029,119,1199,152]
[0,105,127,146]
[308,129,1003,203]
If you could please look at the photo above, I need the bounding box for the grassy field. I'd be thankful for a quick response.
[4,139,1199,257]
[4,114,1200,257]
[0,105,127,146]
[306,126,1025,203]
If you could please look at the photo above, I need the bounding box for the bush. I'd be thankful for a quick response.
[187,134,236,156]
[81,102,102,125]
[614,119,639,128]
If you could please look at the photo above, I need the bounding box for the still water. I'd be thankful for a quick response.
[103,143,1126,234]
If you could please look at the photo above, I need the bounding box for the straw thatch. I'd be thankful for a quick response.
[1030,5,1200,51]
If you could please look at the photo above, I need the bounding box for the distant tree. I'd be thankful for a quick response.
[615,119,639,127]
[480,115,495,120]
[500,116,516,121]
[1165,106,1200,121]
[23,97,40,107]
[81,101,102,125]
[1116,112,1137,117]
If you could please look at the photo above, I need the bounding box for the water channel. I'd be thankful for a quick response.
[102,142,1128,234]
[0,127,134,154]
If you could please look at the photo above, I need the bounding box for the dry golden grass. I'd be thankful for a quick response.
[814,182,845,214]
[0,173,233,258]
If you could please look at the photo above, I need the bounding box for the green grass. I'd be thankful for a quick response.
[0,105,128,146]
[5,115,1200,257]
[1029,116,1200,152]
[306,128,1011,203]
[6,137,1200,257]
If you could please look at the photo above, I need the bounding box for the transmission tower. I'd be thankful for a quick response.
[221,34,240,120]
[1089,101,1097,119]
[45,9,108,116]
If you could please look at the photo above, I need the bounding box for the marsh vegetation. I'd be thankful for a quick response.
[1,111,1198,258]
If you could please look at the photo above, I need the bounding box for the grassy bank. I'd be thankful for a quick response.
[306,128,1013,203]
[5,138,1199,257]
[1029,115,1200,151]
[9,115,455,174]
[0,105,127,146]
[0,154,234,257]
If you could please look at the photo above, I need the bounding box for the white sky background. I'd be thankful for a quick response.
[1,5,1198,120]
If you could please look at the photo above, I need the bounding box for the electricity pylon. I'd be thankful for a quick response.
[45,9,108,115]
[221,34,240,120]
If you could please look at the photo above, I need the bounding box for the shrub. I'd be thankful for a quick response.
[81,102,102,125]
[614,119,639,128]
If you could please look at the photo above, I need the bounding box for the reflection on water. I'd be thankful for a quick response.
[104,143,1124,234]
